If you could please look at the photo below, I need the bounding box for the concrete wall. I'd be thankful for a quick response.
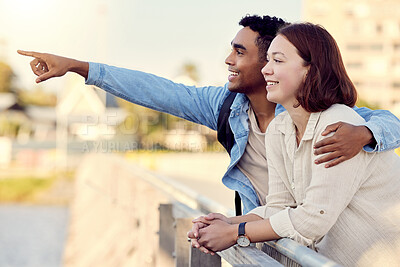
[63,153,173,267]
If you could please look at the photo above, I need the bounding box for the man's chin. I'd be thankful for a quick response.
[227,83,239,92]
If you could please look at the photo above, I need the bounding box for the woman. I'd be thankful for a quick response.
[189,23,400,266]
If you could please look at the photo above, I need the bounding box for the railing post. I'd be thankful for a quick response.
[189,245,221,267]
[175,217,194,267]
[158,203,175,267]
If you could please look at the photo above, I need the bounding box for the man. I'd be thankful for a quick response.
[18,15,400,215]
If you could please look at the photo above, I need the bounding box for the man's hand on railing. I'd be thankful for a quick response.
[188,221,215,255]
[194,217,237,252]
[188,213,235,254]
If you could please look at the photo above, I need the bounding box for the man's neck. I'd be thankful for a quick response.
[246,91,276,133]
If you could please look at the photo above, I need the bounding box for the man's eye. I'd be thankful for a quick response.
[237,50,243,55]
[274,59,282,63]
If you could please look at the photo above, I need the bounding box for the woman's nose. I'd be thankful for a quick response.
[261,62,272,76]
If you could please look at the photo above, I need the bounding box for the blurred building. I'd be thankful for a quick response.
[0,38,6,60]
[303,0,400,116]
[57,76,128,141]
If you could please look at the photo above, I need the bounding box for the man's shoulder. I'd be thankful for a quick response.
[218,88,249,111]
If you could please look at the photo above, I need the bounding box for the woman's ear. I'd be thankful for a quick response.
[303,65,311,82]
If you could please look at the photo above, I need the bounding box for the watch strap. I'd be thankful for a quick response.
[238,222,247,236]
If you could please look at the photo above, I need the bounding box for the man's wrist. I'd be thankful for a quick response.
[70,60,89,79]
[361,125,375,147]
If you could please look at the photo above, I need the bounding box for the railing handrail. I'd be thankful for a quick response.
[122,159,234,216]
[263,239,342,267]
[122,158,342,267]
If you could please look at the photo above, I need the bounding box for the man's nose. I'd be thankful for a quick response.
[225,52,234,66]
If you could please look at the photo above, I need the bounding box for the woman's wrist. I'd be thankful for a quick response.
[230,223,239,243]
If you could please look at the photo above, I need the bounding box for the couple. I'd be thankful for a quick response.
[19,15,400,266]
[187,22,400,266]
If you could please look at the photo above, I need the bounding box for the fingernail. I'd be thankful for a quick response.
[36,79,41,83]
[194,233,197,238]
[314,160,319,164]
[195,244,199,248]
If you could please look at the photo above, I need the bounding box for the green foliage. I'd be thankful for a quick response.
[17,87,57,107]
[0,177,55,202]
[0,61,14,93]
[356,98,381,110]
[0,114,29,137]
[181,62,200,83]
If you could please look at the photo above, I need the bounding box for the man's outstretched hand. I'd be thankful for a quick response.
[314,122,374,168]
[17,50,89,83]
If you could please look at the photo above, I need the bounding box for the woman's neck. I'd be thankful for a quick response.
[285,104,311,145]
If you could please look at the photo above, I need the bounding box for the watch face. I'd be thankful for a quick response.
[237,236,250,247]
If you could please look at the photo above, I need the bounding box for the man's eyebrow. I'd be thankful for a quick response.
[231,42,247,51]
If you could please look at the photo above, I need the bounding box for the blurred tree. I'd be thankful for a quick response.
[181,62,199,83]
[0,61,14,93]
[356,98,381,110]
[18,86,57,107]
[115,62,220,151]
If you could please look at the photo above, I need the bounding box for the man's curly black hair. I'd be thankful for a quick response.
[239,15,288,61]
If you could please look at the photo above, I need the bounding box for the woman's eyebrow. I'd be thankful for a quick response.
[270,51,287,58]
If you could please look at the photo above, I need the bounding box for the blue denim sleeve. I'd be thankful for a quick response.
[275,104,286,116]
[85,62,229,131]
[353,106,400,152]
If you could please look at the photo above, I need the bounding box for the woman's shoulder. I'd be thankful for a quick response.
[319,104,366,126]
[267,110,290,135]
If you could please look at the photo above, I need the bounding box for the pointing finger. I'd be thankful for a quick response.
[17,50,43,59]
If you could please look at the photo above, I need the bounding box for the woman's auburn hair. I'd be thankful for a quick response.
[278,23,357,112]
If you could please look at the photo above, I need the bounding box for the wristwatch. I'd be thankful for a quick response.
[236,222,251,247]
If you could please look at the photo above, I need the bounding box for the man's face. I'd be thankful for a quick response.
[225,27,267,94]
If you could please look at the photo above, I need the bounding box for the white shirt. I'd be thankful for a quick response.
[236,106,269,205]
[250,104,400,266]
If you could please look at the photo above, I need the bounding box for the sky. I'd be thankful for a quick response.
[0,0,302,91]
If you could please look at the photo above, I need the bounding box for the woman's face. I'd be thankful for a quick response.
[261,34,309,108]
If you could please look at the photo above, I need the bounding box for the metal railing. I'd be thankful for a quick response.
[66,154,342,267]
[132,162,343,267]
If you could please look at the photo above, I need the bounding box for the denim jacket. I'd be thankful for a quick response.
[86,62,400,213]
